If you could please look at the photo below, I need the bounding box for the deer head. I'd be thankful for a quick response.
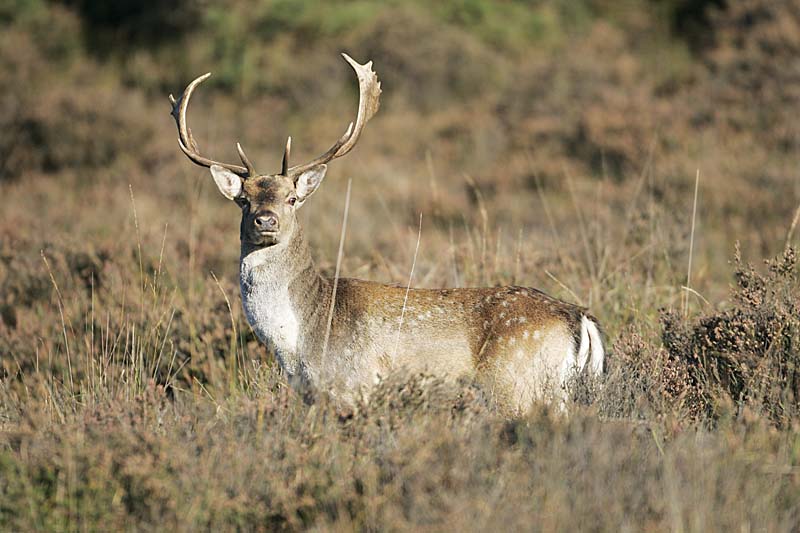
[169,53,381,247]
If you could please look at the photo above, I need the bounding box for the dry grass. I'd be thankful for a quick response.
[2,0,800,530]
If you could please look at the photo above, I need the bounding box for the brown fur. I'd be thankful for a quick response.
[239,216,603,413]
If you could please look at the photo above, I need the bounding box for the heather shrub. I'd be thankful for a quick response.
[3,1,800,529]
[599,325,701,421]
[662,246,800,426]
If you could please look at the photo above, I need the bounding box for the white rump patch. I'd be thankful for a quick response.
[576,316,604,377]
[555,316,605,405]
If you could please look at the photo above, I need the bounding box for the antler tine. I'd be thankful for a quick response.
[169,73,250,178]
[281,137,292,176]
[236,143,257,176]
[288,53,380,177]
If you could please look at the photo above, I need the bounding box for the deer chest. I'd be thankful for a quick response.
[240,274,302,376]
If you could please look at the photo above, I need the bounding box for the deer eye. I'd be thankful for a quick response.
[287,196,297,206]
[235,197,249,209]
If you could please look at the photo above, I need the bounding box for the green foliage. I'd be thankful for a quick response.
[0,0,45,24]
[60,0,200,54]
[663,0,727,49]
[251,0,382,39]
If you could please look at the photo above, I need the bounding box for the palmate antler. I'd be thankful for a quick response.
[169,53,381,180]
[284,53,381,178]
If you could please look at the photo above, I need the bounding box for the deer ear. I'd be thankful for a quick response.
[294,164,327,205]
[210,165,243,200]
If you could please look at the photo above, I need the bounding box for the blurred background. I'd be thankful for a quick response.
[2,0,799,380]
[0,5,800,531]
[4,4,800,528]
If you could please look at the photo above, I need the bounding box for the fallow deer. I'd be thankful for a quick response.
[169,53,604,414]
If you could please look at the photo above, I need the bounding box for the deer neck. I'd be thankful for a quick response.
[239,225,327,376]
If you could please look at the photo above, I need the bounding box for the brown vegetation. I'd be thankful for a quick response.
[1,0,800,529]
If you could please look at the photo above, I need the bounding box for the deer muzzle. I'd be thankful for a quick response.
[254,212,279,233]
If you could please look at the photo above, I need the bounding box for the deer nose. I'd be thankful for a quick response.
[254,212,279,232]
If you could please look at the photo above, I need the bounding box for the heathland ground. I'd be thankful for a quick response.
[1,1,800,530]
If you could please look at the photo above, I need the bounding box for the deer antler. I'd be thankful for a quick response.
[169,73,255,178]
[284,53,381,178]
